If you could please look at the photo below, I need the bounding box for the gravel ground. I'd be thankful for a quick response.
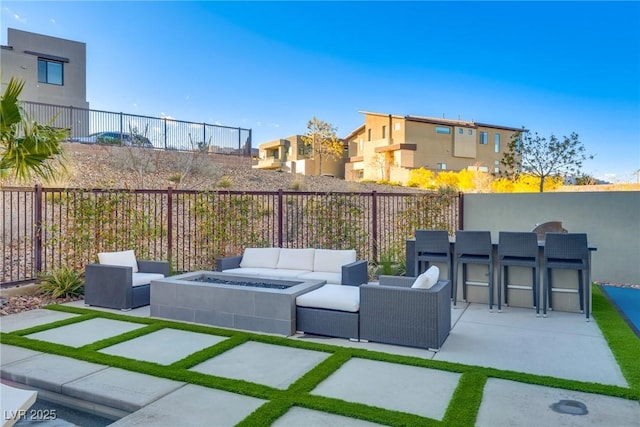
[3,143,423,193]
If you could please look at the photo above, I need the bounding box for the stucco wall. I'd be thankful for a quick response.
[462,192,640,284]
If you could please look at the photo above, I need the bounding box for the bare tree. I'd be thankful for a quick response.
[500,130,593,192]
[300,117,344,176]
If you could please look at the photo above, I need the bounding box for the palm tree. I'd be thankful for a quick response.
[1,76,68,183]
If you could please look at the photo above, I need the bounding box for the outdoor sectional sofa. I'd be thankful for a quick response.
[214,247,368,286]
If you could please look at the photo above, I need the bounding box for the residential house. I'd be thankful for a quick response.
[1,28,89,134]
[1,28,88,108]
[253,135,347,178]
[344,111,523,184]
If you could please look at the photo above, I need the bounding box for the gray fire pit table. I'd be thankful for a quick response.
[150,271,325,335]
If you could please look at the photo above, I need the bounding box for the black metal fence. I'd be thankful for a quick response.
[19,101,253,155]
[1,186,462,287]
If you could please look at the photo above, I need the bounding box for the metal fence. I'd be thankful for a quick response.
[19,101,253,155]
[1,186,462,287]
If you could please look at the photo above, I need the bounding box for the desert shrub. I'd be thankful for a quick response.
[39,267,84,298]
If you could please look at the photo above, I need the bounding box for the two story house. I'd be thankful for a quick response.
[344,111,524,184]
[253,135,348,178]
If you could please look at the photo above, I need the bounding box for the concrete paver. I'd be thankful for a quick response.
[311,358,461,420]
[1,353,108,393]
[433,304,627,386]
[0,309,78,333]
[271,407,386,426]
[477,378,640,427]
[62,367,185,413]
[99,328,227,365]
[190,341,330,389]
[0,344,41,365]
[25,318,147,348]
[109,384,266,427]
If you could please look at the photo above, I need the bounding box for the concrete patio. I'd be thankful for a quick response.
[1,300,638,426]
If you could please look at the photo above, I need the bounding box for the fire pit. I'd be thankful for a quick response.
[150,271,325,335]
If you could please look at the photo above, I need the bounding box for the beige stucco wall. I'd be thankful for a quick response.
[462,192,640,284]
[1,28,88,109]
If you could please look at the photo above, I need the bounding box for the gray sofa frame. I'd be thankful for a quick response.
[295,280,361,340]
[215,256,368,287]
[85,260,170,310]
[360,277,451,350]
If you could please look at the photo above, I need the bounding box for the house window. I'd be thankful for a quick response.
[382,125,386,139]
[437,163,447,170]
[367,129,372,141]
[494,133,501,152]
[458,128,464,134]
[435,126,451,134]
[394,123,401,131]
[480,132,488,145]
[37,58,63,85]
[468,129,473,135]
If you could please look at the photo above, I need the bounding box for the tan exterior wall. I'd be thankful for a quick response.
[1,28,88,109]
[255,134,346,178]
[462,192,640,284]
[345,112,522,183]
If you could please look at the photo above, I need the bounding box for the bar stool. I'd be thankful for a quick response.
[497,232,539,314]
[543,233,590,320]
[453,231,494,310]
[414,229,452,297]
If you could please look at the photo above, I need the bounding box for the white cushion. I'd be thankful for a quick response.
[98,250,138,273]
[240,248,281,269]
[132,272,165,287]
[296,284,360,312]
[411,266,440,289]
[313,249,356,274]
[298,271,342,285]
[277,248,315,270]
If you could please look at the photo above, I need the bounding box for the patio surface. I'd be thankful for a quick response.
[1,300,639,426]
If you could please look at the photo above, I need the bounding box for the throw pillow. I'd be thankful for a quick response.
[411,265,440,289]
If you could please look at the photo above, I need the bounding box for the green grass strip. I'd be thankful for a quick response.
[286,349,351,393]
[443,372,487,427]
[235,398,293,427]
[592,284,640,390]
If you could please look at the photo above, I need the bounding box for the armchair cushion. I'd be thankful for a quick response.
[240,248,281,269]
[296,284,360,312]
[98,250,138,273]
[412,266,440,289]
[277,248,315,270]
[132,272,166,287]
[314,249,356,273]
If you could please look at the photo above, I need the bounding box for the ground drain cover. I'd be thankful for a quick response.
[550,399,588,415]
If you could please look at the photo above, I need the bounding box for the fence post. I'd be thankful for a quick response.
[371,191,378,263]
[167,187,173,265]
[34,184,43,275]
[277,189,283,247]
[203,123,206,150]
[458,192,464,230]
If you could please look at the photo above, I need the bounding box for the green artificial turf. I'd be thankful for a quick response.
[1,285,638,426]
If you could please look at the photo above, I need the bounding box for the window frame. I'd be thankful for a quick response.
[37,58,64,85]
[435,126,451,135]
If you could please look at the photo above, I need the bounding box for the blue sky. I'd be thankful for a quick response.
[2,1,639,182]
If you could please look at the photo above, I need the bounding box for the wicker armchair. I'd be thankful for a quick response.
[359,277,451,350]
[85,251,170,310]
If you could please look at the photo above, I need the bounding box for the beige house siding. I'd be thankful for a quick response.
[345,111,522,183]
[1,28,89,109]
[254,134,347,178]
